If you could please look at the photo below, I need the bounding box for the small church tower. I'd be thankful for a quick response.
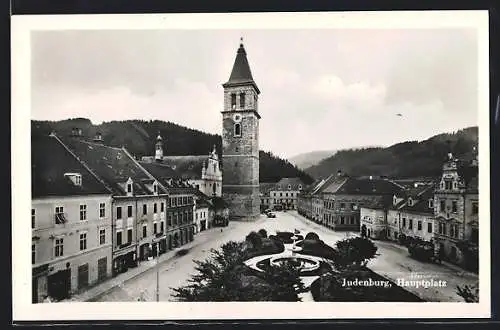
[155,132,163,161]
[221,39,261,220]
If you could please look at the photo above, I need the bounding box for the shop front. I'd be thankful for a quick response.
[112,244,137,277]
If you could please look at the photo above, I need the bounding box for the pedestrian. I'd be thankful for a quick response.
[221,228,223,232]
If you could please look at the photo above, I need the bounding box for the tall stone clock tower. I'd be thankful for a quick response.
[221,39,261,221]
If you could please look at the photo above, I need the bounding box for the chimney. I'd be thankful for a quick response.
[93,132,103,144]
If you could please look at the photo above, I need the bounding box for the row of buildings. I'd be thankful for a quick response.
[31,129,227,303]
[259,177,306,211]
[297,152,479,269]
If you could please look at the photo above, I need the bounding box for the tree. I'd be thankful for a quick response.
[305,232,320,241]
[334,237,378,269]
[260,261,308,301]
[172,240,305,301]
[258,229,268,238]
[245,231,263,250]
[456,283,479,303]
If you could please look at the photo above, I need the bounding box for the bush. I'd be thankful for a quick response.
[334,237,378,269]
[245,231,262,250]
[305,232,320,241]
[258,229,268,238]
[297,239,337,260]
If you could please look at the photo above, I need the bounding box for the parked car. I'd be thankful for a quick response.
[267,212,276,218]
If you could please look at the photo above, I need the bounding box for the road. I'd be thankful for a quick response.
[95,211,478,302]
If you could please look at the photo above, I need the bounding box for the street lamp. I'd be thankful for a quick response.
[150,240,160,302]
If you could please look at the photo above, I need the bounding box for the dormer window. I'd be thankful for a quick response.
[407,198,413,207]
[64,173,82,186]
[440,181,445,190]
[153,183,158,194]
[428,199,434,209]
[288,184,291,190]
[127,184,132,193]
[298,185,302,190]
[453,181,458,189]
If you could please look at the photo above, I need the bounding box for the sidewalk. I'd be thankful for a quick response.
[65,227,223,302]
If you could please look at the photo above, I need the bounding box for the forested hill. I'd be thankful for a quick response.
[31,118,313,184]
[305,126,478,180]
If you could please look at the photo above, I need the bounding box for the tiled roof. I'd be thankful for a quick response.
[362,195,393,210]
[138,161,195,195]
[321,175,349,194]
[311,174,337,195]
[274,177,306,191]
[155,156,207,180]
[397,184,435,215]
[32,135,111,198]
[60,136,159,196]
[335,177,403,195]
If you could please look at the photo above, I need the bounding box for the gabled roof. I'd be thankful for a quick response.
[32,135,111,198]
[222,42,260,94]
[155,155,207,180]
[60,136,161,196]
[362,195,394,210]
[397,184,436,215]
[335,177,403,195]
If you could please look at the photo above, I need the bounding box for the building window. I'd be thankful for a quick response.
[177,197,182,206]
[440,200,446,212]
[450,224,459,238]
[472,202,478,215]
[153,222,158,234]
[417,221,422,231]
[439,222,446,235]
[340,203,345,210]
[31,209,35,229]
[340,216,345,224]
[453,181,458,189]
[154,203,158,214]
[99,203,105,218]
[54,238,64,257]
[80,205,87,221]
[231,93,236,109]
[452,201,458,213]
[428,199,434,209]
[350,203,356,210]
[79,232,87,251]
[128,205,133,218]
[402,218,406,228]
[445,181,452,190]
[32,244,35,264]
[142,225,147,238]
[160,221,164,233]
[116,232,122,246]
[408,219,413,230]
[161,202,165,212]
[427,222,433,233]
[127,228,133,243]
[55,206,65,224]
[127,184,132,193]
[168,214,172,226]
[117,207,122,219]
[174,213,178,225]
[234,123,241,137]
[407,198,413,207]
[153,184,157,193]
[239,92,245,108]
[143,204,147,215]
[99,229,106,245]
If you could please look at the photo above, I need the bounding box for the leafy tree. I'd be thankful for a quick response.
[245,231,263,250]
[305,232,320,241]
[456,283,479,303]
[334,237,378,269]
[172,240,305,301]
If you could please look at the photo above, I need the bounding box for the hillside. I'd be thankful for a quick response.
[304,127,478,180]
[31,118,313,184]
[288,150,337,170]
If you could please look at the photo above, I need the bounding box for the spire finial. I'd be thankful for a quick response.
[240,37,243,46]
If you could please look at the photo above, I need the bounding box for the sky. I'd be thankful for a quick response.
[31,28,479,159]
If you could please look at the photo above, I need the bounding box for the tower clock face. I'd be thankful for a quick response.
[233,114,242,122]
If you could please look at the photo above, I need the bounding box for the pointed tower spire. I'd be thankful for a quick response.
[155,131,163,161]
[223,39,260,94]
